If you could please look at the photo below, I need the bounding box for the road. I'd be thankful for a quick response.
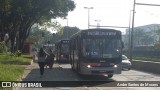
[14,62,160,90]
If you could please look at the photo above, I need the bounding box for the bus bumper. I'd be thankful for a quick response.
[80,64,122,75]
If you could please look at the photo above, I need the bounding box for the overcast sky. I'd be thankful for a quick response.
[54,0,160,34]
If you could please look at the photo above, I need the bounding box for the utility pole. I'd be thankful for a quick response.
[130,0,160,61]
[130,0,136,61]
[84,7,93,29]
[128,10,133,58]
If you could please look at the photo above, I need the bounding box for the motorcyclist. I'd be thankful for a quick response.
[45,49,55,69]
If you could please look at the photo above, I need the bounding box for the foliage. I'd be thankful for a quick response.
[154,42,160,50]
[28,24,57,48]
[16,50,22,56]
[154,26,160,48]
[0,54,31,65]
[28,26,80,48]
[0,0,76,53]
[56,26,80,40]
[0,41,7,53]
[0,54,32,81]
[133,28,154,46]
[40,19,62,32]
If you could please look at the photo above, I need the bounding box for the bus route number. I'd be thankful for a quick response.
[86,52,98,55]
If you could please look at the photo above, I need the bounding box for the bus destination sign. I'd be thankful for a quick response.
[62,40,69,43]
[87,31,117,36]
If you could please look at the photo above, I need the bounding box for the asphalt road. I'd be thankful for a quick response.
[12,62,160,90]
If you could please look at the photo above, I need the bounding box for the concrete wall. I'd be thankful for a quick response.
[132,60,160,74]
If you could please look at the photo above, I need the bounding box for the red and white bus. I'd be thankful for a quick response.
[55,39,70,63]
[69,28,123,78]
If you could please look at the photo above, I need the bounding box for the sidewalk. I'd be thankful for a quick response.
[13,61,92,90]
[21,61,71,81]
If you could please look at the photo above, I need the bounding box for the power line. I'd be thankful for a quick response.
[89,25,128,28]
[130,0,160,62]
[136,3,160,6]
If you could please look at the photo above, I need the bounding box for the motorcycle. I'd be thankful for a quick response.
[45,53,55,69]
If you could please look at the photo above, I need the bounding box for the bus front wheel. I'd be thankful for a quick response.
[71,64,74,70]
[71,61,75,70]
[108,74,113,78]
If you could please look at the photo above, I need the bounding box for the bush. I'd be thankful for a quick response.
[16,50,22,56]
[0,54,32,65]
[0,41,7,53]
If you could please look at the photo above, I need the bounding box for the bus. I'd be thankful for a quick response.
[55,39,70,63]
[43,44,55,52]
[69,28,123,78]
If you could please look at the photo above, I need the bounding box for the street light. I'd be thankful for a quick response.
[95,20,101,28]
[84,7,93,29]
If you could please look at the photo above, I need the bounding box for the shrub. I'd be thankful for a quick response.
[16,50,22,56]
[0,54,32,65]
[0,41,7,53]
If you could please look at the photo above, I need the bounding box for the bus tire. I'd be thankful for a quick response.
[71,62,74,70]
[108,74,113,78]
[71,65,74,70]
[76,63,80,72]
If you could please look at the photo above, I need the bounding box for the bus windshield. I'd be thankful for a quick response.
[82,38,122,58]
[61,44,69,53]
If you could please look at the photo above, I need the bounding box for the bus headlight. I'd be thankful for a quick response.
[87,65,91,68]
[114,65,117,68]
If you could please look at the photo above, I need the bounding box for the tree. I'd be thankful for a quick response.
[28,23,57,48]
[133,28,145,46]
[0,0,75,53]
[154,28,160,49]
[56,26,80,40]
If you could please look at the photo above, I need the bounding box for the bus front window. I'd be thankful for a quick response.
[82,39,122,58]
[61,44,69,53]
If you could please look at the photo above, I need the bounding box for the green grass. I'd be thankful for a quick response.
[0,63,24,81]
[0,54,32,81]
[0,54,32,65]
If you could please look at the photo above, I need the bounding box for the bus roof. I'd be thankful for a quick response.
[82,28,120,31]
[70,28,121,39]
[55,39,70,44]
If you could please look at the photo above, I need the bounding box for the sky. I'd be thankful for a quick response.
[54,0,160,34]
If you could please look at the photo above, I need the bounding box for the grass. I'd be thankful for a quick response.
[0,54,32,65]
[0,54,32,81]
[0,63,24,81]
